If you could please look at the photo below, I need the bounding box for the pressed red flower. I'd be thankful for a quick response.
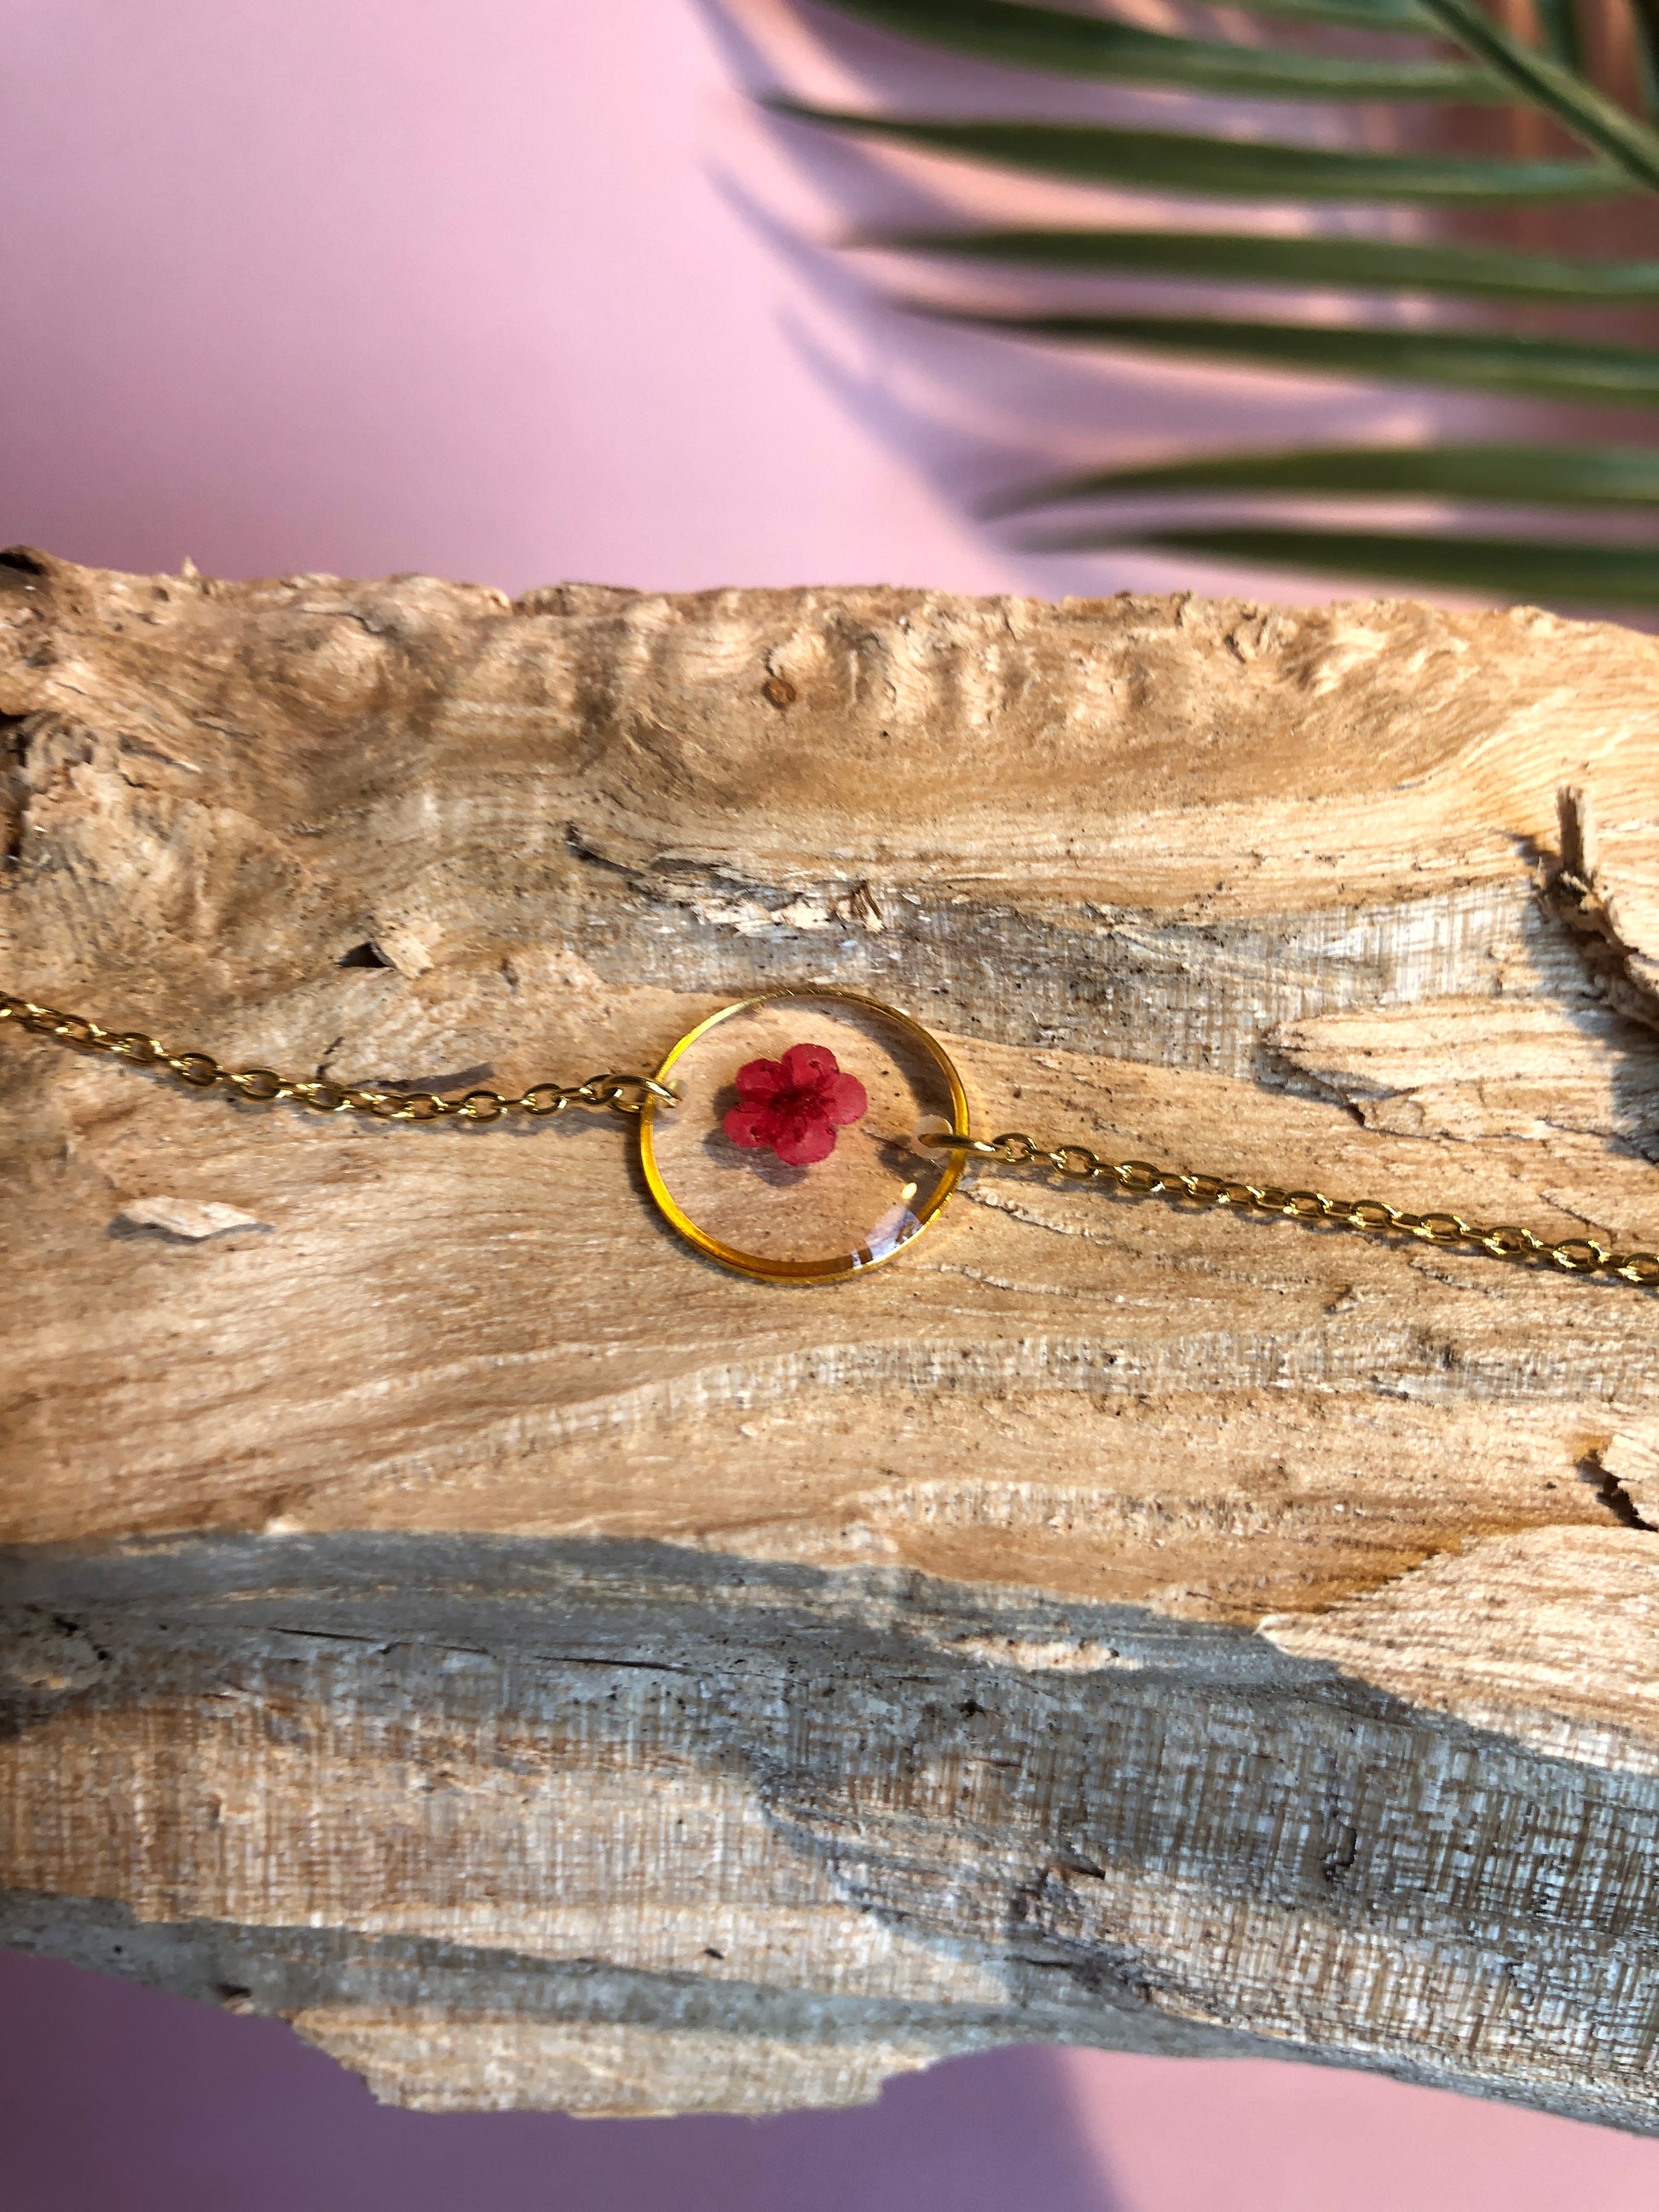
[723,1041,869,1167]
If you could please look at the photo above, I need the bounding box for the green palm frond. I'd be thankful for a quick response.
[914,309,1659,407]
[792,1,1503,97]
[1053,528,1659,604]
[993,442,1659,508]
[862,228,1659,304]
[774,105,1622,200]
[792,0,1659,609]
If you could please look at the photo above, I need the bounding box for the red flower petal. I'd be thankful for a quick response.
[824,1071,868,1125]
[772,1116,838,1166]
[781,1041,838,1090]
[723,1103,774,1149]
[733,1056,786,1103]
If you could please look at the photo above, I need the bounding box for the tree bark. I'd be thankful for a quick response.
[3,548,1658,2122]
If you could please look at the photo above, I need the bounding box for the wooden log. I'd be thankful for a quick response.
[3,547,1659,2122]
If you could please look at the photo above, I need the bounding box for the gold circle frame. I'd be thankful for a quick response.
[639,987,971,1282]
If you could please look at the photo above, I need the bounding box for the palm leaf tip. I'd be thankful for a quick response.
[1054,524,1659,607]
[801,0,1504,101]
[815,0,1448,48]
[991,443,1659,513]
[859,228,1659,307]
[766,103,1625,203]
[911,307,1659,409]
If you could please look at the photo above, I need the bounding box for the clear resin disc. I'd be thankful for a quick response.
[639,989,970,1281]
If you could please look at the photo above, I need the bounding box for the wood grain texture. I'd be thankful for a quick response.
[2,548,1658,2121]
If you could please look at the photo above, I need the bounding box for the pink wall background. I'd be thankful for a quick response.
[3,0,1513,601]
[4,3,1657,2205]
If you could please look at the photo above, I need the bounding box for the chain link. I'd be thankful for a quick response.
[926,1131,1659,1290]
[0,990,678,1123]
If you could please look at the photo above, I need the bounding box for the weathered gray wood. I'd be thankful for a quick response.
[3,549,1658,2120]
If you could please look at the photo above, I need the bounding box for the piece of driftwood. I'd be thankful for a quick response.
[3,549,1659,2123]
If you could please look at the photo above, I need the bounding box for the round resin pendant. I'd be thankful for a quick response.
[639,989,970,1281]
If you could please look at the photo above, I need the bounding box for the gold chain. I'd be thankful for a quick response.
[6,988,1655,1286]
[0,991,679,1122]
[926,1132,1659,1288]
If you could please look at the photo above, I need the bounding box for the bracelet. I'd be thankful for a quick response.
[5,982,1656,1289]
